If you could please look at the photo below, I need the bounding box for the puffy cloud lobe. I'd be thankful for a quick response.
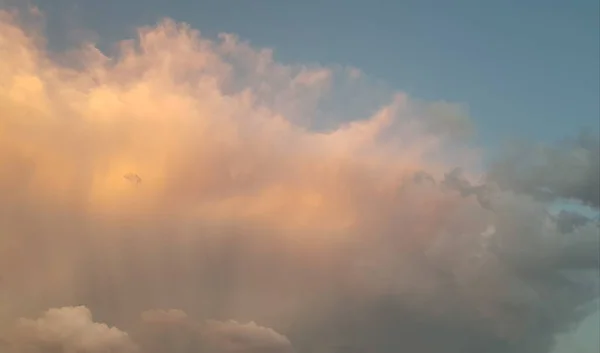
[200,320,293,353]
[487,132,600,208]
[0,7,598,353]
[2,307,292,353]
[5,307,138,353]
[134,309,293,353]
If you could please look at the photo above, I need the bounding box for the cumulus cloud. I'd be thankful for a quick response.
[200,319,293,353]
[132,309,293,353]
[1,306,292,353]
[4,306,138,353]
[487,131,600,208]
[0,7,598,353]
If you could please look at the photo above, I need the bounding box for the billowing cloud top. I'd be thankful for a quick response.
[0,7,598,353]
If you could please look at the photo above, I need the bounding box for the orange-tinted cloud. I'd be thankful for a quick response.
[0,7,597,353]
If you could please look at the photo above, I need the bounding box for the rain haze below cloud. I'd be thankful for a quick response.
[0,6,598,353]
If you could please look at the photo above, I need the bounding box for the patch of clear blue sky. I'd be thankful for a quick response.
[31,0,599,152]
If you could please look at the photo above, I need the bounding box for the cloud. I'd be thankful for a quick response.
[133,309,293,353]
[200,319,293,353]
[0,7,598,353]
[487,131,600,208]
[4,306,138,353]
[1,307,292,353]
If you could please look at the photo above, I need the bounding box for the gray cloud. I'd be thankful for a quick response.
[487,131,600,208]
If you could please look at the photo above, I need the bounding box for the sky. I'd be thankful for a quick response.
[31,0,600,151]
[0,1,599,353]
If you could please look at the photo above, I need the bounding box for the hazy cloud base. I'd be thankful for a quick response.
[0,7,598,353]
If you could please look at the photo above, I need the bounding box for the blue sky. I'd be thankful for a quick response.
[36,0,599,151]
